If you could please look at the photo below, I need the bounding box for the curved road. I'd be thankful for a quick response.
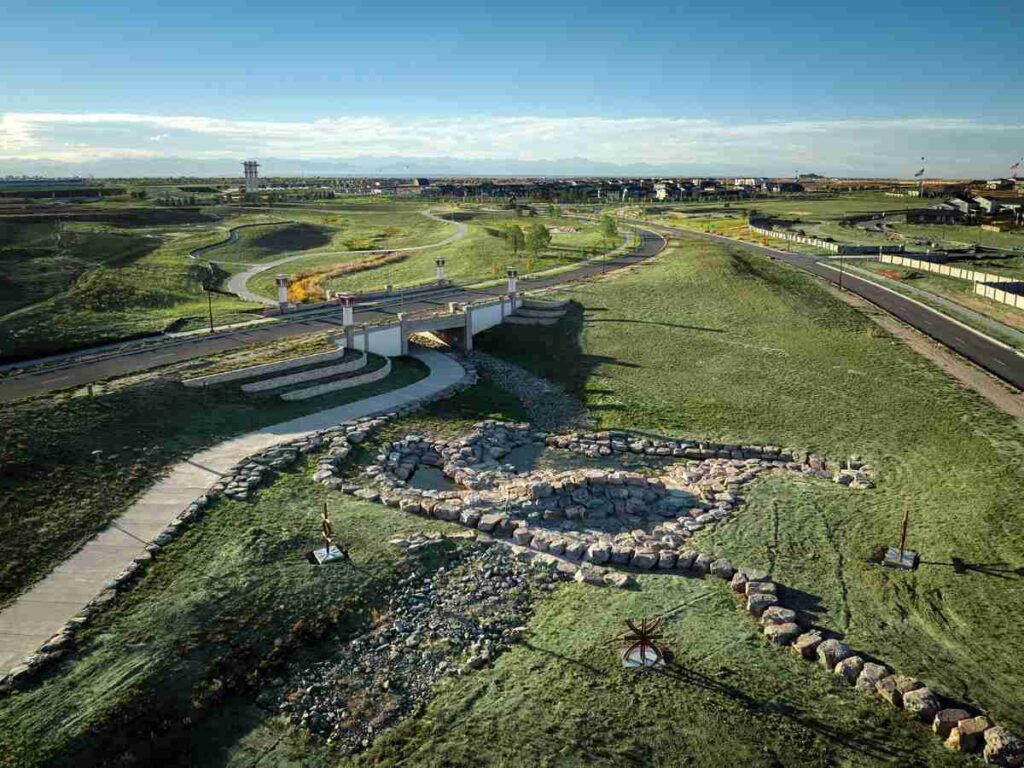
[629,219,1024,391]
[226,209,469,304]
[0,226,665,403]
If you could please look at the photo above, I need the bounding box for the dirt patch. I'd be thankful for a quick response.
[827,285,1024,422]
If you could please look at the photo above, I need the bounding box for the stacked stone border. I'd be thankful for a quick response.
[315,420,1022,766]
[0,355,480,697]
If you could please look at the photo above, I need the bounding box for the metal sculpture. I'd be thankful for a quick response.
[615,616,665,668]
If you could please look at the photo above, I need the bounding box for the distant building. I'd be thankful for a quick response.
[986,179,1014,191]
[907,203,964,225]
[395,178,430,196]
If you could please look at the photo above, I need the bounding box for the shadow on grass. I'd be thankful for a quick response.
[919,558,1024,580]
[585,318,726,333]
[655,661,918,763]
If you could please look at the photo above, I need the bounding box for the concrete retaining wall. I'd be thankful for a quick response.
[469,296,519,333]
[281,357,393,401]
[241,352,369,393]
[183,345,345,388]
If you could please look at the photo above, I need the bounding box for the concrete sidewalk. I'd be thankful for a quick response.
[0,349,465,674]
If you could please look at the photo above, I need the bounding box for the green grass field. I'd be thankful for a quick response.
[890,223,1024,252]
[0,348,428,607]
[0,204,461,360]
[2,225,1022,767]
[855,261,1024,335]
[474,236,1024,735]
[248,213,615,300]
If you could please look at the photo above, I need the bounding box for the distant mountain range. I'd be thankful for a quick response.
[0,155,818,179]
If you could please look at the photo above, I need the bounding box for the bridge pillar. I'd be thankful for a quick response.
[506,267,518,302]
[275,274,289,313]
[436,257,447,285]
[398,313,409,355]
[463,305,474,351]
[339,293,355,349]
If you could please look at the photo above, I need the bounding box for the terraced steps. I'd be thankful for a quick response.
[282,357,393,401]
[241,352,368,393]
[506,298,568,327]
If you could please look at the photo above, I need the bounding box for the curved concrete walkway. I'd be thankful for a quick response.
[227,210,468,304]
[0,348,465,674]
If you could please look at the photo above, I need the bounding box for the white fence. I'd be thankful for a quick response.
[879,253,1018,285]
[974,282,1024,310]
[879,254,1024,311]
[747,222,904,255]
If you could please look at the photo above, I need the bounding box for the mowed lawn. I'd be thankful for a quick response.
[475,236,1024,733]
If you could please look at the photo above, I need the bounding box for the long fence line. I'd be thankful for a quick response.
[879,254,1024,311]
[747,221,905,255]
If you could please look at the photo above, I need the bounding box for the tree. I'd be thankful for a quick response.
[600,214,618,248]
[526,222,551,257]
[504,224,524,257]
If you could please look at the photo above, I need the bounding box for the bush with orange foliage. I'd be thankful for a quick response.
[285,251,409,304]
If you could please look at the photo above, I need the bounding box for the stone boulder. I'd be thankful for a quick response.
[710,559,734,580]
[760,606,796,626]
[584,543,611,565]
[512,528,533,546]
[746,592,778,618]
[983,726,1024,767]
[902,687,941,722]
[876,675,923,708]
[763,622,801,645]
[692,554,712,575]
[630,550,658,570]
[676,549,697,570]
[933,709,972,739]
[730,572,749,594]
[834,656,865,685]
[745,581,776,597]
[791,631,824,660]
[945,716,990,753]
[604,571,636,589]
[657,550,678,570]
[816,639,853,670]
[855,662,890,693]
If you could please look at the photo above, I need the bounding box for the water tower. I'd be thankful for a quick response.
[242,160,260,202]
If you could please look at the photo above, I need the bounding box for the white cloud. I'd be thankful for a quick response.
[1,111,1022,175]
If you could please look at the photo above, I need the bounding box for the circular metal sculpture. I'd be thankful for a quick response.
[615,616,665,669]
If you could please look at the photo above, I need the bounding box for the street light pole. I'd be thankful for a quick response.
[207,262,216,332]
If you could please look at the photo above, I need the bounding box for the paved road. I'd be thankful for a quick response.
[226,209,469,304]
[0,348,466,675]
[630,220,1024,391]
[0,227,665,403]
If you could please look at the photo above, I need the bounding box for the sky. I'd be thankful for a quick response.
[1,0,1022,177]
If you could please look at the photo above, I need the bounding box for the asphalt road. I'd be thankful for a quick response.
[631,220,1024,391]
[0,228,665,404]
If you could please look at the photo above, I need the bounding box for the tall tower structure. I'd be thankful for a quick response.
[242,160,260,201]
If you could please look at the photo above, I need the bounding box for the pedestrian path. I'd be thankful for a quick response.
[0,348,465,674]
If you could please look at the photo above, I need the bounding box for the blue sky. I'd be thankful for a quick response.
[1,0,1022,176]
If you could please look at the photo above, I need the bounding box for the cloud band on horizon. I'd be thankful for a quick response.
[1,112,1021,177]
